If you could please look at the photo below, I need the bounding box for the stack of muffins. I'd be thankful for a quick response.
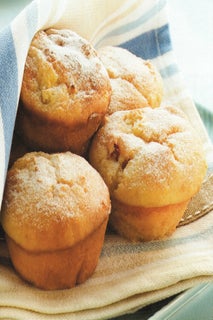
[0,28,207,290]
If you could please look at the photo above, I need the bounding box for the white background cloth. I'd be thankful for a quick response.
[168,0,213,112]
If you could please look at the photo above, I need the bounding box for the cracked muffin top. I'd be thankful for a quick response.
[98,45,163,114]
[1,152,111,251]
[20,29,111,126]
[89,106,207,207]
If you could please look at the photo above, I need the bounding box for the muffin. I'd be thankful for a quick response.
[97,46,163,115]
[16,28,111,155]
[1,152,111,290]
[89,106,207,241]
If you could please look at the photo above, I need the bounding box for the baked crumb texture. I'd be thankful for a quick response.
[89,106,207,240]
[1,30,208,289]
[98,46,163,115]
[1,152,111,289]
[17,29,111,155]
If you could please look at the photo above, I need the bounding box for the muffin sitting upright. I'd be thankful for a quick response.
[16,29,111,155]
[89,106,207,241]
[98,46,163,115]
[1,152,111,290]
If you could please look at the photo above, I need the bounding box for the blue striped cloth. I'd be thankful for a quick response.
[0,1,212,319]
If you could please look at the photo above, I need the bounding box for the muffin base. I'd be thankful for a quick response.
[6,218,108,290]
[16,106,104,155]
[110,199,189,241]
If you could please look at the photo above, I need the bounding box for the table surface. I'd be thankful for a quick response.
[0,1,212,319]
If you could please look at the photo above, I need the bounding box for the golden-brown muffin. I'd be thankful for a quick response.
[97,46,163,114]
[89,106,207,241]
[16,29,111,155]
[1,152,111,290]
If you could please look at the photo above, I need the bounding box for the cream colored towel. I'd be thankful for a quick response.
[0,0,212,319]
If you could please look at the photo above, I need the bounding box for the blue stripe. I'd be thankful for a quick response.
[0,1,38,181]
[102,224,213,257]
[119,24,172,60]
[96,0,167,48]
[0,26,18,178]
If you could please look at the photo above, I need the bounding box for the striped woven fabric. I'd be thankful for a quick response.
[0,0,212,319]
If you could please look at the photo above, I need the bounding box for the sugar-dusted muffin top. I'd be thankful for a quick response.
[1,152,111,251]
[21,28,111,126]
[89,106,207,207]
[98,45,163,114]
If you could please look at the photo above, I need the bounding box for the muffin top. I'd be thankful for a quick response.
[98,45,163,114]
[21,29,111,126]
[1,152,111,252]
[89,106,207,207]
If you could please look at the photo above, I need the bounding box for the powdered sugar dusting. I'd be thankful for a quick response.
[2,152,110,250]
[90,106,207,207]
[21,29,111,123]
[98,45,163,109]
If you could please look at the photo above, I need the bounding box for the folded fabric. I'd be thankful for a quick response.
[0,174,212,320]
[0,0,213,319]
